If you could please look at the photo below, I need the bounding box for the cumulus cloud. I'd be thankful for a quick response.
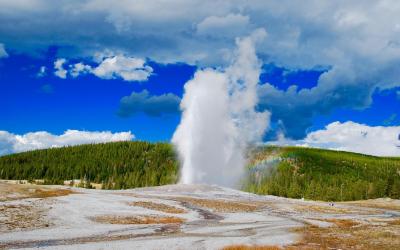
[92,56,152,81]
[54,55,152,82]
[0,43,8,58]
[272,121,400,157]
[54,58,67,79]
[118,90,180,117]
[70,62,92,78]
[0,130,134,156]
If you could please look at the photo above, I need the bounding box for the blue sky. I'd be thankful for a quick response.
[0,0,400,156]
[0,51,194,142]
[1,50,398,140]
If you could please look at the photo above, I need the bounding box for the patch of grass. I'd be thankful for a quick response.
[29,188,76,199]
[293,204,353,214]
[0,203,50,232]
[342,199,400,211]
[0,182,76,201]
[388,219,400,226]
[323,218,360,228]
[221,245,281,250]
[92,215,185,225]
[289,219,400,250]
[129,201,186,214]
[175,197,259,213]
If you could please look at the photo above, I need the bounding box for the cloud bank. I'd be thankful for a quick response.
[0,130,134,156]
[2,1,399,67]
[273,121,400,157]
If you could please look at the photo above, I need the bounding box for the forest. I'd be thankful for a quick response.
[243,146,400,201]
[0,141,178,189]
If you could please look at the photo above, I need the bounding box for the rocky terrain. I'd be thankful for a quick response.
[0,181,399,249]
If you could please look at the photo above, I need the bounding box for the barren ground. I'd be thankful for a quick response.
[0,181,399,250]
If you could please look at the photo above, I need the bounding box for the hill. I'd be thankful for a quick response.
[0,141,178,189]
[243,146,400,201]
[0,142,399,201]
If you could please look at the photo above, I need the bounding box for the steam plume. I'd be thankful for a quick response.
[172,29,270,187]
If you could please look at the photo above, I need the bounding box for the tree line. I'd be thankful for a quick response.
[0,141,179,189]
[243,146,400,201]
[1,142,399,201]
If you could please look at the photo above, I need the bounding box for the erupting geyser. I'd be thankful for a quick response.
[172,29,270,187]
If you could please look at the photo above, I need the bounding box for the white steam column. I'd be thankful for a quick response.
[172,29,270,187]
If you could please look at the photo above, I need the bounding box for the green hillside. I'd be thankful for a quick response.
[0,141,178,189]
[0,142,399,201]
[243,146,400,201]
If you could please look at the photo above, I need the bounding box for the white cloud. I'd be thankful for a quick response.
[271,121,400,157]
[54,58,67,79]
[0,43,8,58]
[54,55,152,82]
[0,130,134,156]
[92,56,152,81]
[70,62,92,78]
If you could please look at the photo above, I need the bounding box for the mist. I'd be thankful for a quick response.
[172,29,270,187]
